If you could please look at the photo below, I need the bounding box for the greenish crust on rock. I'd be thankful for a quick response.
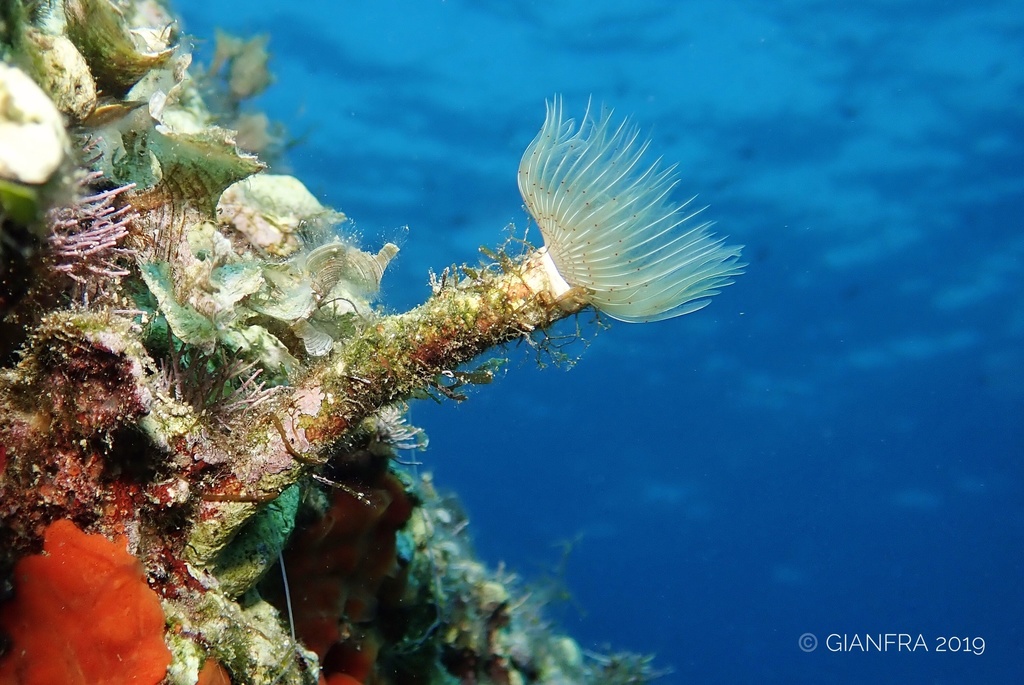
[164,591,317,685]
[210,484,300,598]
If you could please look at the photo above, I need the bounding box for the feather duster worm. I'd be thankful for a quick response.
[519,97,743,322]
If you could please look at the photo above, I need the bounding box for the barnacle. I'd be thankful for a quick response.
[519,96,744,322]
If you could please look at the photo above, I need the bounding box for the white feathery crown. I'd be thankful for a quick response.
[518,96,743,323]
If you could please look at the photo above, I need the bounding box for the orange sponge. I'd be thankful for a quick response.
[197,658,232,685]
[0,519,171,685]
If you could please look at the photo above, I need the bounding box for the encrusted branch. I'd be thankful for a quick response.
[307,249,588,445]
[186,249,589,562]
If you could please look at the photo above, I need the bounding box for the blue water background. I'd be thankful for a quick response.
[175,1,1023,682]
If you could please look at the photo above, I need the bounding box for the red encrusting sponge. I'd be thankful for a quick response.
[0,519,171,685]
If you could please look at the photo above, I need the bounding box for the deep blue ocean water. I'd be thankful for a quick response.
[175,1,1023,682]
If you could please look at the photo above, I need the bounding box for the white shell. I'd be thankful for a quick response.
[0,63,68,185]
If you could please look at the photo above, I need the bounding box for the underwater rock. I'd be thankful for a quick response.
[0,1,733,683]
